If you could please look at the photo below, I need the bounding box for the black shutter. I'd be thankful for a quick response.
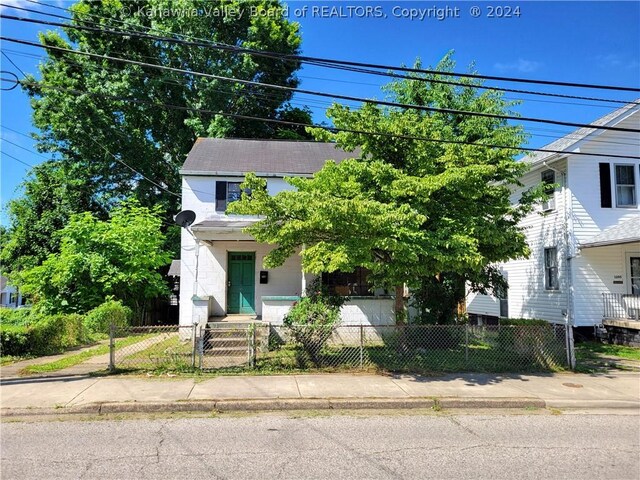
[215,181,227,212]
[599,163,612,208]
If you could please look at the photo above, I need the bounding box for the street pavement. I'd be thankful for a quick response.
[2,413,639,479]
[1,370,638,416]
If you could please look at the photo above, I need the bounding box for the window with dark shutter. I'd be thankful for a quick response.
[541,170,555,211]
[215,181,227,212]
[599,163,612,208]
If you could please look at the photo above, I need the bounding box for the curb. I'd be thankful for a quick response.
[1,396,554,417]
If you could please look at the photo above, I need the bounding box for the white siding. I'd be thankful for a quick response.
[571,245,633,326]
[467,162,570,323]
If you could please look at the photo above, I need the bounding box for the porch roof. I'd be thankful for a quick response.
[191,218,258,241]
[580,216,640,249]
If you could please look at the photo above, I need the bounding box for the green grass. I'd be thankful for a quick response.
[20,334,156,374]
[117,334,194,372]
[575,341,640,361]
[1,355,34,366]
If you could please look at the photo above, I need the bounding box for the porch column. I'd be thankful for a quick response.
[300,244,306,296]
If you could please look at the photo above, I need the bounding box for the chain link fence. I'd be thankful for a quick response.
[109,323,572,373]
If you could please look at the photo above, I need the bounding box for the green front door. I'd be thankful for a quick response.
[227,252,256,314]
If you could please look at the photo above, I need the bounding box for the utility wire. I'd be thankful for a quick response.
[14,1,640,94]
[3,36,640,135]
[2,7,637,107]
[1,50,27,77]
[15,79,640,160]
[1,151,36,167]
[1,137,51,159]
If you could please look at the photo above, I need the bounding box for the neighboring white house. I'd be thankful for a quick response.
[467,101,640,337]
[178,138,396,327]
[0,276,24,308]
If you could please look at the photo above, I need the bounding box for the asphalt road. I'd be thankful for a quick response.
[1,412,639,479]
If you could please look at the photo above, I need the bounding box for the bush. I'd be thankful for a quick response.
[0,308,34,326]
[499,318,549,326]
[0,313,89,357]
[282,280,344,366]
[0,325,30,356]
[84,300,132,334]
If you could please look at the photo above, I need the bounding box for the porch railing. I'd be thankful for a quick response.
[603,293,640,321]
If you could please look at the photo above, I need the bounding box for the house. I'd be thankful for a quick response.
[0,276,24,308]
[178,138,396,327]
[466,100,640,343]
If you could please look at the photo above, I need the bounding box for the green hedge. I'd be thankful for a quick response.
[0,308,34,326]
[0,313,89,357]
[499,318,550,326]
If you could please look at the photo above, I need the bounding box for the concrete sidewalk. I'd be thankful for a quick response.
[1,371,638,416]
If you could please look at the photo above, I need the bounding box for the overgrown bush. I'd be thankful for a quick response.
[499,318,549,326]
[0,308,34,326]
[84,299,132,334]
[283,280,345,366]
[0,325,30,356]
[0,312,89,357]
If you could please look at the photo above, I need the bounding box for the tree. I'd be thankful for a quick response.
[1,161,102,276]
[17,201,171,320]
[24,0,306,212]
[229,54,545,323]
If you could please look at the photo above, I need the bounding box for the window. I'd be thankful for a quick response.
[541,170,555,211]
[615,164,637,207]
[499,293,509,318]
[544,247,559,290]
[322,267,374,296]
[215,181,242,212]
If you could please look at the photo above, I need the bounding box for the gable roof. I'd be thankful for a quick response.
[523,99,640,168]
[180,138,358,176]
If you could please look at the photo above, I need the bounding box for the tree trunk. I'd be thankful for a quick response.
[394,284,407,325]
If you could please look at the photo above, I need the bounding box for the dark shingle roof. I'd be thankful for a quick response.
[180,138,358,175]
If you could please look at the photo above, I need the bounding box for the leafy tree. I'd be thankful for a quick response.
[229,54,545,323]
[24,0,306,212]
[1,161,102,276]
[17,201,171,320]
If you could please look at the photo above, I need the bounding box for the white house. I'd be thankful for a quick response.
[178,138,396,327]
[467,101,640,341]
[0,276,24,309]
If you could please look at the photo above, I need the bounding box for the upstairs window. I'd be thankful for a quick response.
[216,181,242,212]
[544,247,559,291]
[615,164,637,208]
[541,169,555,212]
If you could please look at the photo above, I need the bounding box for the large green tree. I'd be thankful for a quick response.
[26,0,305,211]
[17,201,171,319]
[4,0,308,278]
[1,161,102,276]
[230,55,545,323]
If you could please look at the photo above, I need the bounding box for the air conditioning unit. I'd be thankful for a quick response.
[542,196,555,212]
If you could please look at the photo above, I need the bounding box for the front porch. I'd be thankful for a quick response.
[600,293,640,346]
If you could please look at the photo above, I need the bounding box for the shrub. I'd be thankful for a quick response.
[84,300,132,334]
[499,318,549,326]
[0,325,30,356]
[282,280,344,366]
[0,308,34,326]
[1,313,89,357]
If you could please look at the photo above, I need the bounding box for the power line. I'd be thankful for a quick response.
[16,78,640,160]
[0,137,51,159]
[1,50,27,77]
[3,36,640,135]
[2,8,637,107]
[13,1,640,94]
[1,151,35,168]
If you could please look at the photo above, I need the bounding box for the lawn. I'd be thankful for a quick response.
[116,334,194,372]
[21,334,157,374]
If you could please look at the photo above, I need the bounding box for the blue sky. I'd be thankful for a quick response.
[1,1,639,225]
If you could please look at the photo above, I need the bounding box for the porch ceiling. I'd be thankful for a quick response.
[580,216,640,249]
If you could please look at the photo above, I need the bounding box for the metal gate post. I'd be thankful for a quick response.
[108,322,115,372]
[465,324,469,364]
[191,324,197,369]
[359,325,364,368]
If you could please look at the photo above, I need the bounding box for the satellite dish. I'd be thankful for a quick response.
[174,210,196,228]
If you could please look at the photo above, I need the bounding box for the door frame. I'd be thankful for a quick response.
[226,251,256,314]
[625,251,640,295]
